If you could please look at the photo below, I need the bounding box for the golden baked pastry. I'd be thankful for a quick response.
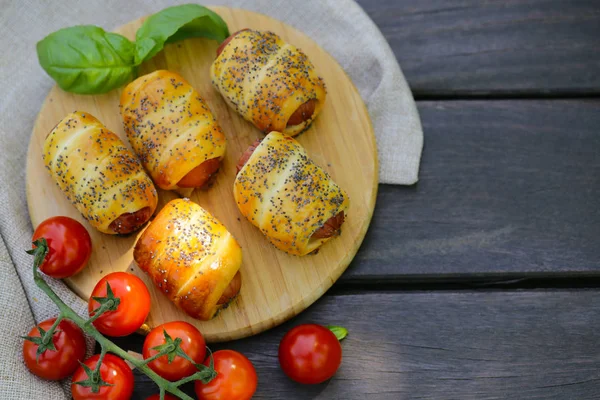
[234,131,349,256]
[134,198,242,320]
[211,29,326,137]
[43,111,158,234]
[120,70,227,191]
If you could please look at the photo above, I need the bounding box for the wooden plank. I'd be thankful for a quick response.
[344,100,600,280]
[118,290,600,399]
[356,0,600,96]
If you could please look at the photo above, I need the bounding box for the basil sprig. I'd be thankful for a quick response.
[134,4,229,64]
[36,26,136,94]
[36,4,229,95]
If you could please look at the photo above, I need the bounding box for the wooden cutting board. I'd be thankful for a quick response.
[26,6,377,342]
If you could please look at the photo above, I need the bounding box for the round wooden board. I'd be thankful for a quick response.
[26,7,378,342]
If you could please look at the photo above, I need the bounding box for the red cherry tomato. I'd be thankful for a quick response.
[32,216,92,278]
[195,350,257,400]
[71,354,134,400]
[88,272,151,337]
[278,324,342,384]
[22,317,86,380]
[143,321,206,381]
[146,395,178,400]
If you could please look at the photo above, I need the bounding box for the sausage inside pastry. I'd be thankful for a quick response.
[234,132,349,256]
[211,29,326,137]
[134,198,242,320]
[43,111,158,234]
[120,70,227,191]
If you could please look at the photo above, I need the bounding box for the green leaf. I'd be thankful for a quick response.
[327,325,349,341]
[36,25,136,94]
[134,4,230,64]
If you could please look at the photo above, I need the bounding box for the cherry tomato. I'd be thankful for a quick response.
[32,216,92,278]
[195,350,257,400]
[71,354,134,400]
[143,321,206,381]
[278,324,342,384]
[88,272,151,337]
[146,395,178,400]
[22,317,86,380]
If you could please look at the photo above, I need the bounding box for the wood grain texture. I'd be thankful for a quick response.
[117,290,600,399]
[356,0,600,96]
[344,100,600,280]
[25,7,378,342]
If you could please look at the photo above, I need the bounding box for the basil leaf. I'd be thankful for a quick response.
[327,326,349,341]
[37,25,136,94]
[134,4,230,64]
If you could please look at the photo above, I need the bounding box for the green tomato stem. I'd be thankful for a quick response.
[174,372,205,387]
[93,347,108,377]
[140,349,166,366]
[42,314,64,345]
[85,300,114,325]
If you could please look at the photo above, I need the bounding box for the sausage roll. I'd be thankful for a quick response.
[120,70,227,191]
[43,111,158,234]
[234,131,349,256]
[134,198,242,320]
[211,29,326,137]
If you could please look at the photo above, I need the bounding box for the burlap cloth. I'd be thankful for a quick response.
[0,0,423,397]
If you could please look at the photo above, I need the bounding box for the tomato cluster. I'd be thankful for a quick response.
[24,216,345,399]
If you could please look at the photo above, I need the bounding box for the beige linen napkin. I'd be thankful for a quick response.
[0,0,423,398]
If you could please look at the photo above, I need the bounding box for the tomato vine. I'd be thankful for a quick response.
[26,238,216,400]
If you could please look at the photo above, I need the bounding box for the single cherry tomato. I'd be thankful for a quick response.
[146,395,178,400]
[195,350,257,400]
[143,321,206,381]
[32,216,92,278]
[22,317,86,380]
[88,272,151,337]
[71,354,134,400]
[278,324,342,384]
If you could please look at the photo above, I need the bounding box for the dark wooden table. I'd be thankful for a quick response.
[118,1,600,398]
